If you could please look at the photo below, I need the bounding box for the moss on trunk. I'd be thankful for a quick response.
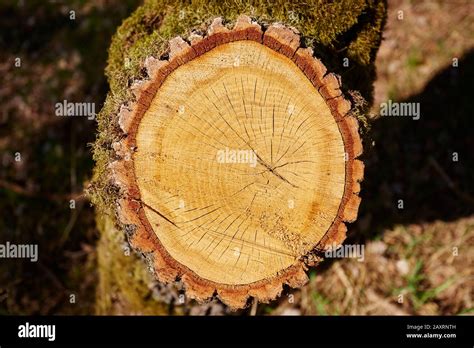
[95,214,170,314]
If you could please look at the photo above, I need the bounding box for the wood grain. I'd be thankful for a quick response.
[109,15,364,308]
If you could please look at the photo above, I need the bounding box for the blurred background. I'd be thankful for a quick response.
[0,0,473,315]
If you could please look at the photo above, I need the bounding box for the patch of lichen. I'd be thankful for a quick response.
[95,214,171,314]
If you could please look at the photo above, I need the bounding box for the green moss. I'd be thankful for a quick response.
[95,214,170,315]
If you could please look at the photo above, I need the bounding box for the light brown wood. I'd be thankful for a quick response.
[109,16,364,309]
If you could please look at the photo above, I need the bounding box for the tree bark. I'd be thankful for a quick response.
[89,0,387,313]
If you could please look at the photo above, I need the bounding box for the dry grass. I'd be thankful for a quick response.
[373,0,474,114]
[286,217,473,315]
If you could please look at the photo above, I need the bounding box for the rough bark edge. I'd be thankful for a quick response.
[108,15,364,309]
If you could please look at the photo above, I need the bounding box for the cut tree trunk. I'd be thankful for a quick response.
[90,0,386,313]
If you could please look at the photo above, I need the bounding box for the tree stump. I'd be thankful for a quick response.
[91,1,386,312]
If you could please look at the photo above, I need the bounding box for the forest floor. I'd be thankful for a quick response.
[0,0,472,315]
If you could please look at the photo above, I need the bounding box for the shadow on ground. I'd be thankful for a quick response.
[355,49,474,242]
